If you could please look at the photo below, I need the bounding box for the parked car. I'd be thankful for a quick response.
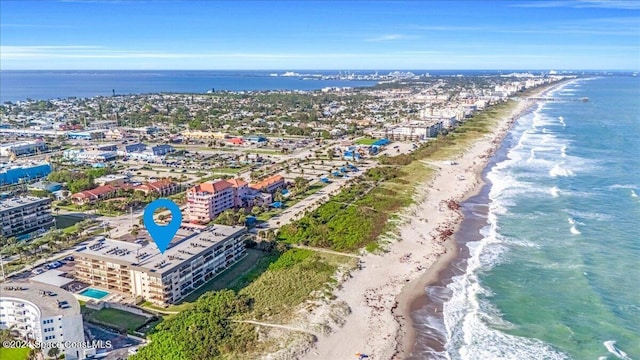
[64,256,74,262]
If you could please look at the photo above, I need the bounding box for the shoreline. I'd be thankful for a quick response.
[395,82,570,358]
[301,83,564,360]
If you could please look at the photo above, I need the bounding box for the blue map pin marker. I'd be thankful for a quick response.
[143,198,182,254]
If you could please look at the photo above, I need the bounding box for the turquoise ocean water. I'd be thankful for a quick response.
[420,76,639,360]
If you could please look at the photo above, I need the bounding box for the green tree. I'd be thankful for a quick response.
[326,148,334,159]
[293,176,309,195]
[48,346,61,359]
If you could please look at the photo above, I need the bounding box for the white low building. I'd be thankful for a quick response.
[0,282,89,359]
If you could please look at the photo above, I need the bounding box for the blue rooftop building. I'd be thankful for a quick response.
[125,143,147,153]
[0,163,52,186]
[151,144,175,156]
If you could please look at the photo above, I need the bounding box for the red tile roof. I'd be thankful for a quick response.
[250,174,285,191]
[226,178,248,188]
[188,180,232,194]
[71,185,116,199]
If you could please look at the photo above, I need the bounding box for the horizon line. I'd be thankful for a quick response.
[1,68,637,72]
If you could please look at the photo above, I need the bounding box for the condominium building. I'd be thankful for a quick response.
[74,225,247,306]
[225,178,250,207]
[70,185,117,205]
[0,282,87,360]
[370,120,444,141]
[186,180,235,222]
[0,196,54,238]
[134,179,180,197]
[249,174,286,194]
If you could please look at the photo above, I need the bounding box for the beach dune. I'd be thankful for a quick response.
[301,85,560,360]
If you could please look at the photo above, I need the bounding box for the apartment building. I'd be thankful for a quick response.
[0,282,87,360]
[186,180,235,222]
[74,225,247,306]
[70,185,117,205]
[0,196,54,238]
[225,178,249,207]
[134,179,180,197]
[249,174,286,194]
[370,120,444,141]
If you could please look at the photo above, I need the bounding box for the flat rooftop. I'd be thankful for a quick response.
[0,196,49,211]
[0,161,50,171]
[76,224,245,276]
[1,281,81,318]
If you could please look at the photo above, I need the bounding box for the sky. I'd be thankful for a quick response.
[1,0,639,70]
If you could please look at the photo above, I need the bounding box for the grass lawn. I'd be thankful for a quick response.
[256,209,282,221]
[87,227,112,236]
[54,214,84,229]
[355,138,377,145]
[83,307,148,332]
[0,347,30,360]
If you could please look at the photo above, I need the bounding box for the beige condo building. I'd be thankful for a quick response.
[74,225,247,306]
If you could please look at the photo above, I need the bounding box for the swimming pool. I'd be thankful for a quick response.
[79,288,109,299]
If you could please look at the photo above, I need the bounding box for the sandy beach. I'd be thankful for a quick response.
[301,84,563,360]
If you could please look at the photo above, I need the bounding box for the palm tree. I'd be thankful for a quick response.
[48,346,61,359]
[27,349,40,360]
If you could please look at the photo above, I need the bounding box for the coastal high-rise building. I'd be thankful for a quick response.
[74,225,247,305]
[186,180,235,222]
[0,282,87,360]
[0,196,54,238]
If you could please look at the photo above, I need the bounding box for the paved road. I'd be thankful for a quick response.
[264,161,376,230]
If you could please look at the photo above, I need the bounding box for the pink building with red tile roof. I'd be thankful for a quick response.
[186,180,235,222]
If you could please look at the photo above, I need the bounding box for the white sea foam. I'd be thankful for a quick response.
[560,145,567,158]
[439,97,577,359]
[604,340,632,360]
[632,190,638,198]
[550,187,560,198]
[568,218,582,234]
[608,184,638,190]
[549,163,575,177]
[558,116,566,127]
[440,132,569,360]
[566,210,612,222]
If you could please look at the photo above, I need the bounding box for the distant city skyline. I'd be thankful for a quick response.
[1,0,639,70]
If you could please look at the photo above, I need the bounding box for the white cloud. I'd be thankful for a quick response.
[0,45,384,61]
[365,34,417,42]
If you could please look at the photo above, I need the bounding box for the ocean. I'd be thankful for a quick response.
[0,69,579,104]
[0,70,379,103]
[412,76,639,360]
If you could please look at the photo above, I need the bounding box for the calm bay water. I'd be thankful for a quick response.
[413,76,639,360]
[0,70,378,103]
